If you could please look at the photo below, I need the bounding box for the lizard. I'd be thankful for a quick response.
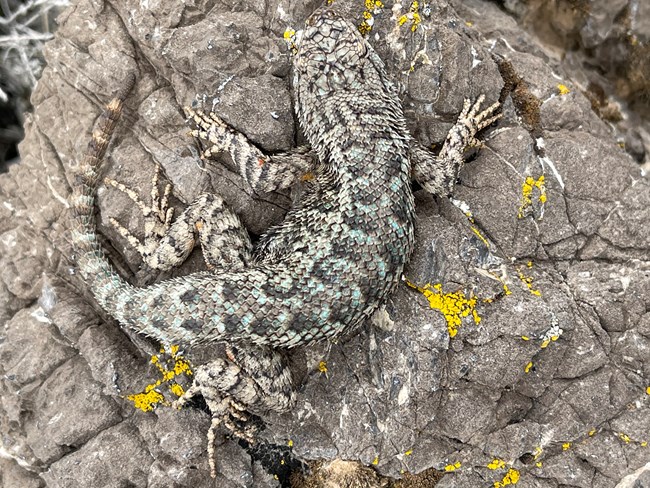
[70,6,500,477]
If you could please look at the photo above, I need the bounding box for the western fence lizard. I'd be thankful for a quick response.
[71,6,499,477]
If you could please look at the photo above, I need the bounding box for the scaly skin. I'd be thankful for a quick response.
[72,8,416,349]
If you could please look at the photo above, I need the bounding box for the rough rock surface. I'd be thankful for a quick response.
[1,0,649,487]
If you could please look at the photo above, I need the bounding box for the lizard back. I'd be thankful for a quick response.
[71,7,415,348]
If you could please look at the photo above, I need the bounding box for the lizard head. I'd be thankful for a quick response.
[292,8,370,97]
[291,7,395,155]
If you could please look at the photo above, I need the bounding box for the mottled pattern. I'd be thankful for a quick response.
[70,6,499,478]
[73,9,420,350]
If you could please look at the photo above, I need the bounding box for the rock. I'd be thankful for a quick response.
[0,0,648,486]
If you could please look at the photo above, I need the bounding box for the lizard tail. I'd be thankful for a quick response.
[70,74,137,309]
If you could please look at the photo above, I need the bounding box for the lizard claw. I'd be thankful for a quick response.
[104,163,174,264]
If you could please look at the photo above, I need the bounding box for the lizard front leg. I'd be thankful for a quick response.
[185,106,317,194]
[411,95,501,197]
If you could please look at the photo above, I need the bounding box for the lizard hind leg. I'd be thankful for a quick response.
[173,345,295,478]
[105,165,252,272]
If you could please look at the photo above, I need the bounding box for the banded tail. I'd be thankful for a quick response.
[70,75,137,309]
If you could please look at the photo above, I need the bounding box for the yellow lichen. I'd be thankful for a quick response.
[405,280,480,338]
[471,225,490,249]
[319,360,328,373]
[398,1,422,32]
[288,439,294,447]
[588,429,597,436]
[613,432,648,447]
[516,265,541,297]
[502,282,512,296]
[127,384,166,412]
[557,84,570,95]
[452,198,492,251]
[535,461,542,468]
[169,383,185,397]
[283,28,299,54]
[646,386,650,395]
[405,449,413,456]
[540,324,563,348]
[366,0,383,8]
[127,345,193,412]
[358,0,384,35]
[524,361,533,373]
[521,336,530,341]
[359,23,371,35]
[444,461,461,472]
[562,442,571,450]
[484,270,511,298]
[487,459,506,470]
[494,468,520,487]
[518,175,546,219]
[372,456,379,465]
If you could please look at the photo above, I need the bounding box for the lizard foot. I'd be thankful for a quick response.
[172,346,294,478]
[173,364,259,478]
[104,163,175,267]
[451,94,502,152]
[184,106,249,162]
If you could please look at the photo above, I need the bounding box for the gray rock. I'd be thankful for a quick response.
[1,0,648,486]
